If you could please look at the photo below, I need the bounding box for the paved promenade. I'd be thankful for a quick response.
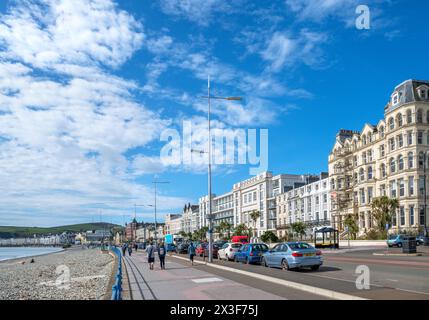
[122,251,287,300]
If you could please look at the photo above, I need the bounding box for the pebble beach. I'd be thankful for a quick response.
[0,247,114,300]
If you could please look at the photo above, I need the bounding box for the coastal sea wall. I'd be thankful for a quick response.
[0,247,114,300]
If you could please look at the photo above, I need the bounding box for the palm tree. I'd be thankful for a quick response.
[291,221,307,240]
[344,214,359,240]
[233,223,249,237]
[249,210,260,240]
[217,221,232,240]
[370,196,399,237]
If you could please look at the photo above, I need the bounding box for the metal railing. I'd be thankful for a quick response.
[109,246,122,300]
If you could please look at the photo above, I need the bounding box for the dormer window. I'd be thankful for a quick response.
[418,87,428,99]
[392,93,399,105]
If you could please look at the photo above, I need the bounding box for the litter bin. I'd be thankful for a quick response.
[402,236,417,254]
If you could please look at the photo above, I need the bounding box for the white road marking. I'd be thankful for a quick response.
[386,279,399,282]
[192,277,223,283]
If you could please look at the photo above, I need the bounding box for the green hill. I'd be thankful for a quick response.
[0,223,124,239]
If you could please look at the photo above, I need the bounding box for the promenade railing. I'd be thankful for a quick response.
[109,246,122,300]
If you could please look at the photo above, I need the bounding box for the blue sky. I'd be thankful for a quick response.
[0,0,428,227]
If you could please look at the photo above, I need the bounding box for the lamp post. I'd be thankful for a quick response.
[423,152,429,245]
[152,180,170,243]
[196,76,242,263]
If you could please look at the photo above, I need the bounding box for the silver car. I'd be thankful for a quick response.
[262,242,323,271]
[218,242,242,261]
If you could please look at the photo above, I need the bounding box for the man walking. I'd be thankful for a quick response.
[146,241,155,270]
[188,242,196,266]
[158,242,166,270]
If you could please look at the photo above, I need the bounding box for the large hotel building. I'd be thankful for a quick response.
[329,79,429,236]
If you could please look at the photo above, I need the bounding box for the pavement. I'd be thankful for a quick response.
[122,251,318,300]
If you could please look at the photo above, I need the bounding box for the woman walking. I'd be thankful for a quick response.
[158,242,166,270]
[127,244,132,256]
[146,241,155,270]
[188,242,196,266]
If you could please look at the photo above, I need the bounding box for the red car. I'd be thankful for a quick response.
[203,243,219,258]
[196,243,207,256]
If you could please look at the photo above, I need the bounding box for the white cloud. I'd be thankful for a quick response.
[159,0,233,27]
[0,0,144,70]
[285,0,360,23]
[261,30,328,72]
[0,0,187,226]
[261,32,296,72]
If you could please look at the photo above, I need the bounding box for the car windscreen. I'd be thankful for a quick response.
[231,243,242,248]
[388,235,397,239]
[288,243,313,250]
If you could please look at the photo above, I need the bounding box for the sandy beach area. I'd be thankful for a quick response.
[0,246,114,300]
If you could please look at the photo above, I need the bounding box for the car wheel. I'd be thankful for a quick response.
[311,265,320,271]
[281,259,290,271]
[398,243,402,248]
[387,245,393,248]
[262,257,268,267]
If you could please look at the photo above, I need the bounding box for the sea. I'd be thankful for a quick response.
[0,247,63,262]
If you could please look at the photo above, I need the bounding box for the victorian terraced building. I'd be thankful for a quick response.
[329,80,429,236]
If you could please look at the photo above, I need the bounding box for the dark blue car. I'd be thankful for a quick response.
[234,243,269,264]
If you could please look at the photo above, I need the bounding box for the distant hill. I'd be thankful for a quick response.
[0,223,124,239]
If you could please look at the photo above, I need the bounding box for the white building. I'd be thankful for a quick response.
[181,203,200,233]
[276,174,331,239]
[164,214,183,235]
[199,171,309,237]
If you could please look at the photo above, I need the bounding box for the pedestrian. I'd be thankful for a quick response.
[127,245,132,256]
[134,243,138,252]
[121,243,127,256]
[158,242,166,270]
[146,241,155,270]
[188,242,196,266]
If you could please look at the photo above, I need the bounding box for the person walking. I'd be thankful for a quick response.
[121,243,127,256]
[188,242,196,266]
[146,241,155,270]
[157,242,166,270]
[127,244,132,256]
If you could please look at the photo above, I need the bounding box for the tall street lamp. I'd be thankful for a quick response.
[422,152,429,245]
[197,75,242,263]
[153,180,170,243]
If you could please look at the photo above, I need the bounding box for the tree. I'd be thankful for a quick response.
[197,226,209,241]
[218,221,232,240]
[370,196,399,237]
[178,231,187,239]
[249,210,260,239]
[233,223,250,237]
[344,214,359,240]
[261,231,278,244]
[290,221,307,240]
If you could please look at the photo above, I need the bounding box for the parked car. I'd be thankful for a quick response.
[262,242,323,271]
[176,242,189,254]
[387,234,406,247]
[218,242,242,261]
[203,243,219,258]
[214,240,227,248]
[416,235,425,246]
[196,243,207,256]
[166,243,176,252]
[234,243,269,264]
